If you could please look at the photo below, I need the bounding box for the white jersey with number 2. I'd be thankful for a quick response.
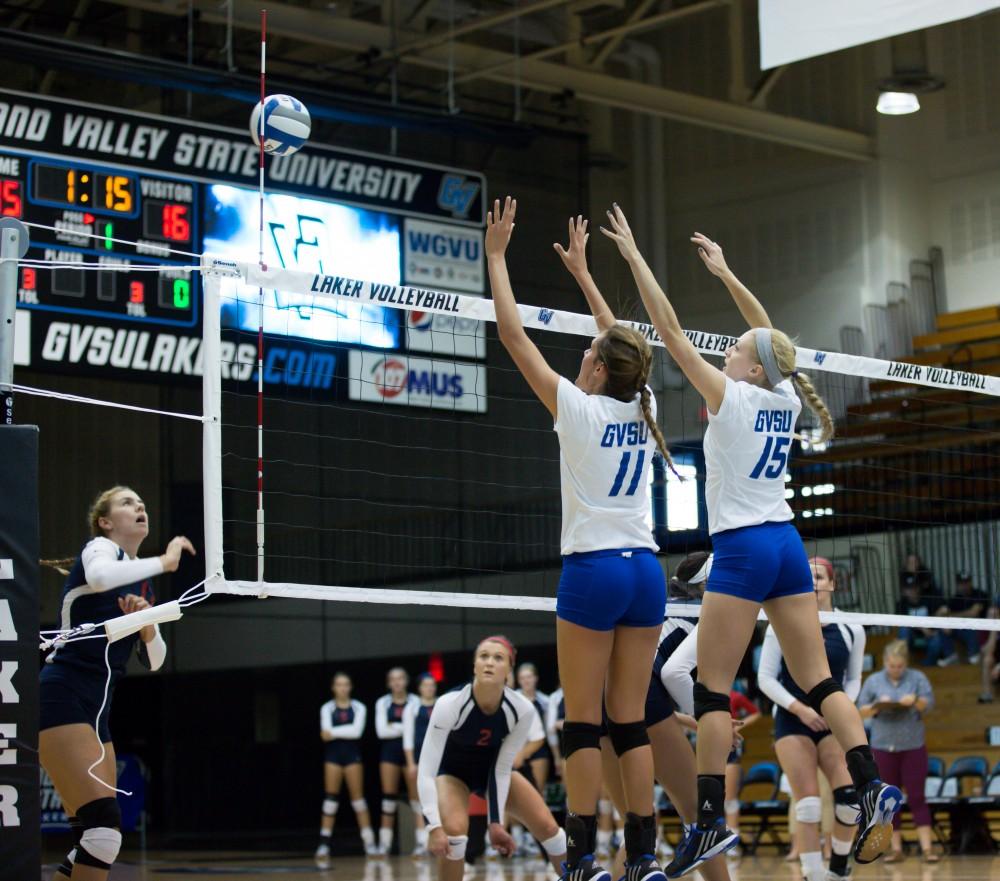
[704,375,801,536]
[555,376,659,555]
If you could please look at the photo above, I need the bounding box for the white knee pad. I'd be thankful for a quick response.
[446,834,468,861]
[323,797,339,817]
[724,799,740,815]
[834,800,861,826]
[382,798,398,814]
[795,796,823,825]
[597,798,612,816]
[541,829,567,856]
[352,798,368,814]
[79,827,122,867]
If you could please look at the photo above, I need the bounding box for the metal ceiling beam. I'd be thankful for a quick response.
[451,0,728,87]
[588,0,659,69]
[96,0,877,161]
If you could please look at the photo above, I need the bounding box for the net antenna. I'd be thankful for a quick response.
[256,8,267,588]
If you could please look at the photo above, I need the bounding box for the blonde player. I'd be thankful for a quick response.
[600,208,900,877]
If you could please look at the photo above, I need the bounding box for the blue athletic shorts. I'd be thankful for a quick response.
[708,522,813,603]
[39,663,114,742]
[773,707,832,746]
[557,547,665,631]
[325,740,363,766]
[380,739,406,766]
[644,675,675,727]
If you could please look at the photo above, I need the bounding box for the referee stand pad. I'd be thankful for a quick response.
[0,425,41,880]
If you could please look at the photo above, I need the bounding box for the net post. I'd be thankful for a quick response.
[0,218,28,425]
[200,258,225,591]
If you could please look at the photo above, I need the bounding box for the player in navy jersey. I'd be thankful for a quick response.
[375,666,422,854]
[315,672,376,866]
[515,662,551,792]
[758,557,866,881]
[419,637,566,881]
[488,201,673,881]
[39,486,194,881]
[601,208,901,877]
[404,673,439,856]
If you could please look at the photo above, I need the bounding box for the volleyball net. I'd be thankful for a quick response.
[194,254,1000,631]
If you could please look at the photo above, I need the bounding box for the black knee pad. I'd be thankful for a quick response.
[74,797,122,870]
[833,785,861,826]
[805,677,843,714]
[693,682,730,720]
[605,717,649,757]
[561,721,603,759]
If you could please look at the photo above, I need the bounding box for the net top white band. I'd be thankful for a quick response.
[202,256,1000,398]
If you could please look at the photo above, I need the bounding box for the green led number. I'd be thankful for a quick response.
[172,278,191,309]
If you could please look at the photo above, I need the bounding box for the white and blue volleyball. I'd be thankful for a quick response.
[249,94,311,156]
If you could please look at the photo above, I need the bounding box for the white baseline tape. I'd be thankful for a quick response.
[208,259,999,398]
[208,578,1000,630]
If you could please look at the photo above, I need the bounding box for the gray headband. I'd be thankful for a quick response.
[754,327,785,387]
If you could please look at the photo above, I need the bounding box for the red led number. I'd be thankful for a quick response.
[161,204,190,243]
[129,281,145,304]
[1,179,21,218]
[21,267,35,290]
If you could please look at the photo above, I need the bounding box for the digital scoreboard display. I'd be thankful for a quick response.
[1,151,199,327]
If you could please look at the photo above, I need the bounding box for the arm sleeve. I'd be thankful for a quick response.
[660,626,699,716]
[843,626,866,702]
[417,695,460,829]
[137,624,167,671]
[320,702,335,738]
[756,627,799,711]
[402,702,416,751]
[487,708,533,825]
[374,696,390,739]
[331,703,366,740]
[82,538,165,593]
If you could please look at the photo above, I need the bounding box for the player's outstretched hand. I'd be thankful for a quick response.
[161,536,196,573]
[485,196,517,258]
[599,203,640,263]
[691,232,730,278]
[553,215,590,277]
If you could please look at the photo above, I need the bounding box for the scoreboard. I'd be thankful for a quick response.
[3,151,198,325]
[0,89,486,376]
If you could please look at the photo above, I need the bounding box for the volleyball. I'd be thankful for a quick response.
[249,94,311,156]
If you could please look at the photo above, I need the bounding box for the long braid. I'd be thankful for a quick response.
[40,558,75,576]
[792,371,835,442]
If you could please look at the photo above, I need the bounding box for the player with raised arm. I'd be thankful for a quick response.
[488,201,673,881]
[600,207,900,877]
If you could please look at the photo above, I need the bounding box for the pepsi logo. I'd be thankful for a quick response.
[408,310,434,331]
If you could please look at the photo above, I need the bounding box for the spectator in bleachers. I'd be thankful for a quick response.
[978,596,1000,704]
[895,572,939,656]
[925,571,988,667]
[857,640,938,863]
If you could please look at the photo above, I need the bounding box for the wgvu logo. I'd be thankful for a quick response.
[437,174,480,218]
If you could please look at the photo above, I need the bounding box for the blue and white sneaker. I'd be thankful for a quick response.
[664,821,739,878]
[620,854,667,881]
[560,855,612,881]
[854,781,903,864]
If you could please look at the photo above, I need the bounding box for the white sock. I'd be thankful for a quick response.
[320,828,332,839]
[800,851,825,881]
[361,827,375,847]
[597,829,612,852]
[416,827,428,847]
[380,827,393,850]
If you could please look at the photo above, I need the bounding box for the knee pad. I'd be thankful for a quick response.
[410,799,423,815]
[75,797,122,870]
[833,785,860,826]
[605,717,649,757]
[541,829,567,856]
[804,678,843,714]
[724,799,740,815]
[446,834,468,861]
[561,721,603,759]
[598,798,612,816]
[351,798,368,814]
[794,796,823,825]
[382,798,398,815]
[323,796,339,817]
[693,683,730,720]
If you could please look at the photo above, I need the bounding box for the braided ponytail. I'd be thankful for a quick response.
[792,371,835,442]
[40,558,74,577]
[638,385,676,473]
